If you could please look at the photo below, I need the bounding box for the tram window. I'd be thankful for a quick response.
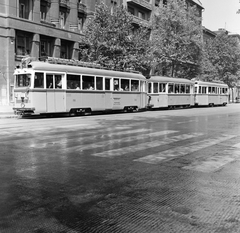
[202,87,207,94]
[168,83,174,93]
[96,77,103,90]
[121,79,130,91]
[114,78,120,91]
[194,86,197,93]
[67,74,80,89]
[198,86,202,94]
[105,78,110,91]
[159,83,166,92]
[208,87,211,93]
[55,75,62,89]
[34,72,44,88]
[148,83,152,93]
[175,84,180,93]
[16,74,31,87]
[131,80,139,91]
[212,87,216,94]
[180,84,185,93]
[153,83,158,93]
[186,85,190,93]
[46,74,53,89]
[83,75,94,90]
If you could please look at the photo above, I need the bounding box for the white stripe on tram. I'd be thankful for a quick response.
[135,134,236,164]
[92,132,202,158]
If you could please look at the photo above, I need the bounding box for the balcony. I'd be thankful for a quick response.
[41,0,51,6]
[126,0,152,11]
[132,15,151,27]
[78,3,87,14]
[60,0,70,10]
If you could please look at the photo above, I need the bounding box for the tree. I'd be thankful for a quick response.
[202,33,240,88]
[151,0,203,79]
[80,3,151,74]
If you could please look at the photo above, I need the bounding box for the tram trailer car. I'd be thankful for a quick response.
[13,61,147,116]
[194,80,228,107]
[147,76,195,109]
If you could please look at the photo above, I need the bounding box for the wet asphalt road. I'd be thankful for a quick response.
[1,104,240,233]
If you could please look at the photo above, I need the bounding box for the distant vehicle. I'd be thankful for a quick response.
[13,58,147,116]
[194,80,228,106]
[147,76,195,109]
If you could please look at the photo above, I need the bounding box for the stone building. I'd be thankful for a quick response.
[0,0,203,106]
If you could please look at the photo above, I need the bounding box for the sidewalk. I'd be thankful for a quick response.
[0,105,18,119]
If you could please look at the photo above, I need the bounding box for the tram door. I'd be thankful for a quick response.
[46,74,65,112]
[46,74,55,112]
[104,78,113,109]
[54,74,65,112]
[140,81,146,108]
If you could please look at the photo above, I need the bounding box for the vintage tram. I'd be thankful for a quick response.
[13,58,147,116]
[194,80,228,106]
[147,76,195,109]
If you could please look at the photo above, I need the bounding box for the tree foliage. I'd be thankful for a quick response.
[151,0,203,79]
[80,3,151,74]
[202,33,240,88]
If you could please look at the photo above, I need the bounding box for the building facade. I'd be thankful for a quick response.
[0,0,203,106]
[0,0,88,106]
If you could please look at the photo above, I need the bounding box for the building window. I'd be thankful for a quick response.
[60,11,66,29]
[110,0,117,13]
[128,7,134,15]
[61,40,73,59]
[78,14,85,32]
[40,1,48,21]
[40,36,54,57]
[15,31,32,56]
[19,0,31,19]
[138,11,145,20]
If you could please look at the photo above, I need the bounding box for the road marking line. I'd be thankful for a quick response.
[183,148,240,173]
[30,128,150,149]
[92,132,202,158]
[232,143,240,148]
[69,130,178,153]
[135,135,236,164]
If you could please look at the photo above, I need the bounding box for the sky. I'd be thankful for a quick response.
[200,0,240,34]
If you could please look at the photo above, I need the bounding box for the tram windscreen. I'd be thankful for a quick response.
[34,72,44,88]
[15,74,31,88]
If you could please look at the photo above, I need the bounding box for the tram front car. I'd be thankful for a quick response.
[13,64,36,115]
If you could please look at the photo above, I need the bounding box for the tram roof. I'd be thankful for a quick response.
[24,61,146,80]
[194,80,228,87]
[149,76,194,84]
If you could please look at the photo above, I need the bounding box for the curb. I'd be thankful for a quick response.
[0,113,18,119]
